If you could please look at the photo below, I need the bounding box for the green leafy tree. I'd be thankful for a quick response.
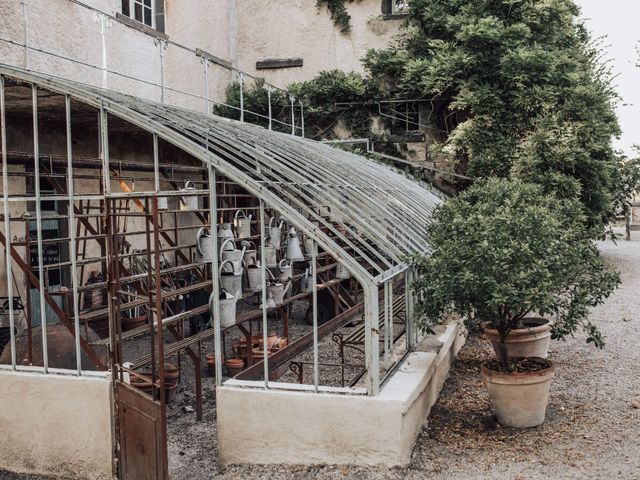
[364,0,621,232]
[412,178,620,370]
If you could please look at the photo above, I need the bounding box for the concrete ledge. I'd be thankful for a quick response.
[217,321,465,467]
[0,370,114,480]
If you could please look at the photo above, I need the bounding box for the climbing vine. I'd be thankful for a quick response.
[317,0,355,33]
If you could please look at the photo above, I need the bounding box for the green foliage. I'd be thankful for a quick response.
[612,155,640,219]
[411,178,620,366]
[364,0,621,233]
[213,79,290,133]
[317,0,355,33]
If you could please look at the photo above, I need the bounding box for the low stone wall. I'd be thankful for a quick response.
[217,321,465,467]
[0,370,114,479]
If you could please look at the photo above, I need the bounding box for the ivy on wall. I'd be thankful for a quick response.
[317,0,356,33]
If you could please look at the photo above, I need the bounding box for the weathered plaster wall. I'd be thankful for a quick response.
[0,370,114,479]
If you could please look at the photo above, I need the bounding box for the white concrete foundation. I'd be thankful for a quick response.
[217,321,465,467]
[0,370,114,479]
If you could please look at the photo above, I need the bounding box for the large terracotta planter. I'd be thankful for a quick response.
[226,358,244,377]
[481,359,555,428]
[483,318,552,359]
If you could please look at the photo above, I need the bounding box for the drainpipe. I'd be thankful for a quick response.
[155,38,168,103]
[93,12,111,89]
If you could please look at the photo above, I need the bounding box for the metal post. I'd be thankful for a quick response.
[153,133,160,193]
[312,241,318,392]
[32,85,48,372]
[202,57,210,114]
[259,199,268,387]
[0,76,16,369]
[405,268,415,350]
[383,281,390,369]
[267,85,272,131]
[21,0,29,69]
[388,280,393,357]
[364,282,380,395]
[290,95,295,136]
[65,95,82,374]
[300,100,305,138]
[208,166,223,385]
[239,73,244,123]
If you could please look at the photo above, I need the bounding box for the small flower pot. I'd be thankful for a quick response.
[122,313,148,332]
[130,376,154,396]
[483,318,552,359]
[163,363,180,387]
[481,358,555,428]
[226,358,245,377]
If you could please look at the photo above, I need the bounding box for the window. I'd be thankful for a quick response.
[382,0,409,16]
[122,0,155,28]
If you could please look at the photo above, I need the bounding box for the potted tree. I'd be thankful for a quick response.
[412,179,619,428]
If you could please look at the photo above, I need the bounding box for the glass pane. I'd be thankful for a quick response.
[134,3,142,22]
[121,0,130,16]
[144,6,152,26]
[143,0,151,6]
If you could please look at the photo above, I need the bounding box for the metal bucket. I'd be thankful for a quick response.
[196,227,214,263]
[210,290,237,329]
[179,181,198,211]
[234,210,252,239]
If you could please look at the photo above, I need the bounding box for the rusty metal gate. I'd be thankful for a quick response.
[115,380,168,480]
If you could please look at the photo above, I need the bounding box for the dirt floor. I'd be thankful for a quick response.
[3,233,639,479]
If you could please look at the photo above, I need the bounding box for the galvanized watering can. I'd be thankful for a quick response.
[335,261,350,280]
[268,217,284,247]
[219,260,242,300]
[180,181,198,211]
[209,289,236,329]
[246,262,263,292]
[196,227,214,263]
[303,236,317,259]
[219,238,245,274]
[301,265,314,292]
[285,227,304,262]
[267,280,291,306]
[234,210,253,239]
[241,240,257,266]
[263,237,278,268]
[279,259,293,281]
[157,196,169,210]
[217,223,234,242]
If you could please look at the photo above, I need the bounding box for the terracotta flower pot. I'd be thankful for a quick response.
[481,358,555,428]
[226,358,244,377]
[483,318,552,359]
[130,376,154,395]
[163,363,180,387]
[165,384,177,403]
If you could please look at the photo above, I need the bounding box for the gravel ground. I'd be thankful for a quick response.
[3,233,638,479]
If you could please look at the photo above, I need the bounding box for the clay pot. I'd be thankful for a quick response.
[165,384,177,403]
[122,313,147,332]
[257,332,279,350]
[163,363,180,387]
[206,353,224,377]
[481,359,555,428]
[130,376,154,395]
[226,358,244,377]
[483,318,552,359]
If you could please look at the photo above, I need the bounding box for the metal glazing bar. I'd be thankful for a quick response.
[290,96,295,136]
[32,84,48,372]
[202,57,209,114]
[0,75,16,369]
[259,198,268,388]
[66,95,82,374]
[388,281,393,358]
[364,282,380,395]
[383,281,390,369]
[153,133,159,192]
[208,166,223,385]
[405,268,415,350]
[267,86,272,131]
[312,241,318,392]
[300,101,305,138]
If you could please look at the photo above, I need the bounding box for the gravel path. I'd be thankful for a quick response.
[3,233,638,480]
